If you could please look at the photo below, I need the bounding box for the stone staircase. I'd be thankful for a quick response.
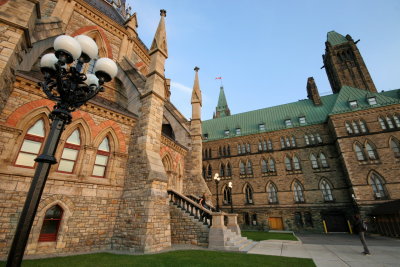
[168,190,257,252]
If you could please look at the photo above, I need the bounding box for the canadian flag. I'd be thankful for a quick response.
[215,77,222,80]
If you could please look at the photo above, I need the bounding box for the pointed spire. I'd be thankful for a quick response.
[149,9,168,58]
[191,66,202,105]
[327,31,348,46]
[213,86,231,118]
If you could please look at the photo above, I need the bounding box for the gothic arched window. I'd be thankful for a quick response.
[269,158,276,172]
[261,159,268,174]
[319,152,329,168]
[267,183,278,204]
[15,119,45,167]
[220,163,225,177]
[239,161,246,175]
[267,139,273,150]
[310,154,318,169]
[92,137,110,177]
[207,165,212,178]
[378,117,386,130]
[345,121,353,134]
[246,160,253,175]
[320,179,333,201]
[293,182,305,203]
[390,138,400,157]
[58,129,81,173]
[244,184,253,204]
[293,155,301,170]
[285,156,292,171]
[237,144,242,154]
[39,205,63,242]
[223,186,232,204]
[365,141,379,160]
[354,143,366,161]
[226,163,232,177]
[369,173,387,199]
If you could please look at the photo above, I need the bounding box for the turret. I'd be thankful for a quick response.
[213,86,231,118]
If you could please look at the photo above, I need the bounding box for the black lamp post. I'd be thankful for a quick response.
[228,181,233,213]
[6,34,117,267]
[214,173,221,212]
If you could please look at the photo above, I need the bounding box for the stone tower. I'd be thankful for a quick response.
[323,31,377,93]
[113,10,171,253]
[213,86,231,118]
[306,77,322,106]
[184,67,212,197]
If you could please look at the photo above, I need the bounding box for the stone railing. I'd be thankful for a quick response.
[186,194,217,212]
[168,190,213,227]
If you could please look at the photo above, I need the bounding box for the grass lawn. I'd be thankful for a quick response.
[0,250,315,267]
[242,231,298,241]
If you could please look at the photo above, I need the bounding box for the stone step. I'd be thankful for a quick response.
[226,237,248,247]
[239,240,258,252]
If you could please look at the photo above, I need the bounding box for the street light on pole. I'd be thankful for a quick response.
[7,34,117,267]
[214,173,221,212]
[228,181,233,213]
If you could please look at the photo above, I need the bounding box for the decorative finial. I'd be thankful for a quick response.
[160,9,167,17]
[194,66,199,72]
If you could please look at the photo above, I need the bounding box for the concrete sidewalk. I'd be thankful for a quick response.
[247,233,400,267]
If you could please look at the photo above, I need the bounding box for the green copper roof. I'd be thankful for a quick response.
[203,86,400,142]
[327,31,348,46]
[216,86,229,117]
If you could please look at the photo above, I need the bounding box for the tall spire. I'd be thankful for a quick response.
[213,86,230,118]
[149,9,168,58]
[191,66,202,106]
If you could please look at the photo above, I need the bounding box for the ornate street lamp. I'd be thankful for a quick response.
[214,173,221,212]
[228,181,233,213]
[7,34,117,267]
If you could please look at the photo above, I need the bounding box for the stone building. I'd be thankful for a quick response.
[0,0,212,258]
[202,31,400,234]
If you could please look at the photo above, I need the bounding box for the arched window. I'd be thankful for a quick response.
[369,173,387,199]
[242,144,246,154]
[227,145,231,155]
[319,152,329,168]
[261,159,268,174]
[223,146,226,156]
[285,156,292,171]
[246,143,251,153]
[291,136,296,147]
[310,154,318,169]
[293,182,304,203]
[219,147,222,156]
[237,144,242,154]
[269,158,276,172]
[258,141,262,151]
[267,183,278,204]
[304,135,310,145]
[207,165,212,178]
[244,184,253,204]
[316,133,322,143]
[246,160,253,175]
[293,155,301,170]
[267,139,273,150]
[345,122,353,134]
[285,137,290,147]
[386,117,394,129]
[208,148,212,158]
[226,163,232,177]
[39,205,63,242]
[15,119,45,167]
[223,186,232,204]
[359,120,368,133]
[393,115,400,128]
[239,161,246,175]
[58,129,81,173]
[92,137,110,177]
[280,137,285,148]
[352,121,360,134]
[365,141,378,160]
[262,140,267,151]
[320,179,333,201]
[378,117,386,130]
[220,163,225,177]
[354,143,365,161]
[309,134,315,144]
[390,138,400,157]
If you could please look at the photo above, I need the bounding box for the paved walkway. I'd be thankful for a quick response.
[247,233,400,267]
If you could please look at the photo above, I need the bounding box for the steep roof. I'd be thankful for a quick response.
[327,31,348,46]
[202,87,400,142]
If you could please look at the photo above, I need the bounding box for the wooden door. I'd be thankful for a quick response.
[269,217,284,230]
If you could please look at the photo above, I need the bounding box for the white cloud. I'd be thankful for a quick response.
[171,81,192,94]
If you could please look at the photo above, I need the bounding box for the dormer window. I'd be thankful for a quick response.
[285,119,292,127]
[299,116,306,125]
[349,100,358,108]
[203,133,208,140]
[368,97,377,105]
[235,128,241,135]
[224,129,230,136]
[259,124,265,131]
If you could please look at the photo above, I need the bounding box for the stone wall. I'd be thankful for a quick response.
[169,205,208,247]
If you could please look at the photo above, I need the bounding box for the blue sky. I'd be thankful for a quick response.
[128,0,400,120]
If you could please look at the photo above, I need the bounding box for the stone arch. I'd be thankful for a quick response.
[62,118,92,147]
[27,195,74,253]
[71,26,113,58]
[93,127,120,153]
[17,37,57,72]
[162,153,177,191]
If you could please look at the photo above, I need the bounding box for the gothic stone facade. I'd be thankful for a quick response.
[202,31,400,233]
[0,0,209,258]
